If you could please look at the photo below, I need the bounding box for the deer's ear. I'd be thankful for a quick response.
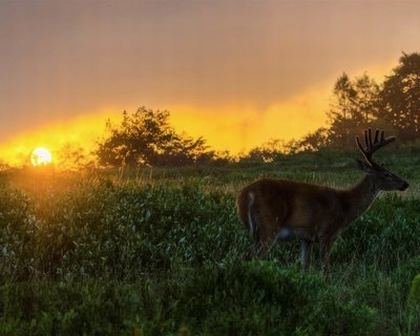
[355,159,374,173]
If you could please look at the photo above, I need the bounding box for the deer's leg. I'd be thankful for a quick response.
[319,238,333,272]
[300,239,313,271]
[252,219,279,259]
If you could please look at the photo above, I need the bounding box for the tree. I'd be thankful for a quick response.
[380,52,420,142]
[327,73,380,148]
[241,139,287,163]
[96,106,212,167]
[330,73,358,120]
[354,74,381,122]
[255,52,419,155]
[296,127,329,152]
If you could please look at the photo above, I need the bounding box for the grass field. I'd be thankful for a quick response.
[0,153,419,335]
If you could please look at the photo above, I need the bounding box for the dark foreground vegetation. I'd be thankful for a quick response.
[0,156,419,335]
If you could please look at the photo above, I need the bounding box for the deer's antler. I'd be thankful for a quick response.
[355,128,395,166]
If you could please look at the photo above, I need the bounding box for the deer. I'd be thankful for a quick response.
[236,129,409,271]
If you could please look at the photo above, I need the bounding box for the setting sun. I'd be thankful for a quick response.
[31,147,53,166]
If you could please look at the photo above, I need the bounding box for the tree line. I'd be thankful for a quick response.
[94,52,419,167]
[295,52,420,152]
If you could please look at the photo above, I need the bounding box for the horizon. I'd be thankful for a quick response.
[1,1,419,165]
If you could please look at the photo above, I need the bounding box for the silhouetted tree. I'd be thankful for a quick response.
[354,74,381,121]
[243,52,419,156]
[296,127,329,152]
[327,73,380,148]
[96,107,212,167]
[380,52,420,142]
[330,73,358,120]
[241,139,286,163]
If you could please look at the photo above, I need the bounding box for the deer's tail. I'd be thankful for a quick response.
[237,190,258,241]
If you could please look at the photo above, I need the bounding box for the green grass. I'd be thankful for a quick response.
[0,158,419,335]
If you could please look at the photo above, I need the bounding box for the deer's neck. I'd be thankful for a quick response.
[342,175,380,224]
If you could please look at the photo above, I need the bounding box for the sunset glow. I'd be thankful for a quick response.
[31,147,52,166]
[0,62,393,167]
[0,111,120,167]
[0,1,418,167]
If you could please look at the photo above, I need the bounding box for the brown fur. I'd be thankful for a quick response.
[236,174,401,270]
[238,179,339,241]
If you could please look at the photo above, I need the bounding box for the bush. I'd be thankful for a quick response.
[0,263,379,336]
[0,168,419,335]
[333,194,420,269]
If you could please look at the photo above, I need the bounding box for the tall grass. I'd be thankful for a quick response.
[0,163,419,335]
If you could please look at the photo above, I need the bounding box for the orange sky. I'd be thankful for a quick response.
[0,61,393,165]
[0,1,419,165]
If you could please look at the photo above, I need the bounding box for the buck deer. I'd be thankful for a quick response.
[237,129,409,270]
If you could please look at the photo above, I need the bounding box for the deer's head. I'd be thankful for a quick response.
[356,129,409,191]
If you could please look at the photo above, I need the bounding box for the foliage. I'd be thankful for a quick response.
[296,52,420,152]
[409,274,420,306]
[240,139,287,162]
[380,52,420,143]
[0,159,419,335]
[291,128,329,153]
[211,52,420,161]
[0,265,377,336]
[96,107,212,167]
[407,274,420,334]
